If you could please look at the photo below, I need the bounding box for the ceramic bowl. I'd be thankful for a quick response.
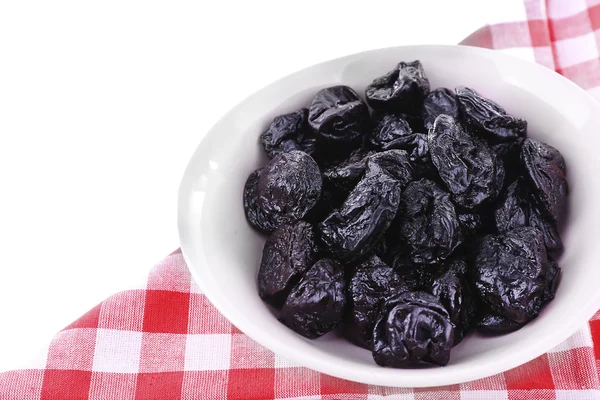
[178,45,600,387]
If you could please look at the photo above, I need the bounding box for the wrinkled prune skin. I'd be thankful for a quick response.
[308,85,370,148]
[280,259,346,339]
[368,113,412,149]
[477,312,525,334]
[260,108,317,158]
[494,181,562,251]
[521,138,568,223]
[543,256,561,302]
[430,260,477,345]
[258,221,318,308]
[323,148,375,193]
[257,151,322,232]
[243,168,269,232]
[456,86,527,141]
[304,181,346,226]
[319,173,402,261]
[365,150,414,188]
[472,227,547,323]
[344,256,407,349]
[422,88,459,130]
[377,133,432,177]
[366,61,430,114]
[373,291,454,367]
[458,212,485,239]
[429,115,503,208]
[394,179,463,264]
[389,254,436,291]
[493,139,524,188]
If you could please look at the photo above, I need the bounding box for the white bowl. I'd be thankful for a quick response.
[178,45,600,387]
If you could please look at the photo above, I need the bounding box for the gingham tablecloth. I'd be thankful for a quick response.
[6,1,600,399]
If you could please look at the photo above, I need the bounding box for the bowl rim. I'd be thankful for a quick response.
[178,44,600,387]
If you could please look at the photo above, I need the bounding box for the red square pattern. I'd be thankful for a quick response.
[65,304,101,330]
[528,19,552,46]
[508,390,556,400]
[460,372,507,390]
[187,294,232,334]
[139,333,187,372]
[589,319,600,361]
[181,370,228,400]
[505,354,555,390]
[460,26,493,49]
[99,290,146,331]
[41,369,92,400]
[548,347,599,390]
[0,370,44,400]
[147,253,191,293]
[134,372,184,400]
[142,290,190,334]
[88,372,137,400]
[320,374,368,398]
[590,5,600,31]
[489,21,533,49]
[46,328,97,371]
[230,333,275,369]
[227,368,274,400]
[415,385,461,400]
[274,367,320,399]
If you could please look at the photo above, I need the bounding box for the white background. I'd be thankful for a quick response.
[0,1,524,370]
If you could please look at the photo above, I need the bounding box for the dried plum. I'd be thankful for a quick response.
[492,139,523,188]
[257,151,322,232]
[319,173,401,261]
[368,113,412,149]
[260,108,317,158]
[430,259,477,345]
[304,181,345,226]
[543,256,561,302]
[243,168,269,232]
[494,180,562,251]
[365,150,414,188]
[456,86,527,141]
[365,61,430,113]
[458,212,485,239]
[389,254,436,291]
[521,138,568,223]
[280,259,346,339]
[258,221,318,307]
[373,291,454,367]
[323,148,374,193]
[472,227,547,323]
[394,179,463,264]
[308,85,370,147]
[344,256,407,349]
[422,88,459,130]
[429,114,503,208]
[477,312,525,334]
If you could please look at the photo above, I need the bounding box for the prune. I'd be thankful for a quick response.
[543,256,561,302]
[492,139,524,188]
[494,180,562,250]
[456,86,527,141]
[304,181,346,226]
[257,151,322,232]
[472,227,547,323]
[365,150,414,188]
[368,113,412,149]
[389,254,436,291]
[521,138,568,223]
[458,212,485,239]
[394,179,463,264]
[429,114,503,208]
[319,173,401,261]
[243,168,268,232]
[323,148,374,193]
[430,259,477,345]
[344,256,407,349]
[260,108,317,158]
[373,291,454,367]
[258,221,318,307]
[365,61,430,113]
[280,259,346,339]
[422,88,459,130]
[477,312,525,334]
[308,85,370,147]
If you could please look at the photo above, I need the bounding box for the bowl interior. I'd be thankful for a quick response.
[178,45,600,387]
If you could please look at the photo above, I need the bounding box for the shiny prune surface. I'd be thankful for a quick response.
[260,108,317,158]
[365,149,415,188]
[394,179,463,265]
[323,148,374,194]
[472,227,547,323]
[477,312,525,334]
[344,256,407,349]
[257,151,322,232]
[280,259,346,339]
[258,221,318,307]
[319,173,402,261]
[373,291,454,367]
[492,139,524,188]
[243,168,269,232]
[456,86,527,141]
[422,88,459,130]
[521,138,568,223]
[365,61,430,113]
[429,114,503,209]
[368,113,412,149]
[308,85,370,147]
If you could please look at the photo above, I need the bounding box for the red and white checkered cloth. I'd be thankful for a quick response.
[5,1,600,399]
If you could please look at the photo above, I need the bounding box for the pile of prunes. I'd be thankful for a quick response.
[242,60,568,368]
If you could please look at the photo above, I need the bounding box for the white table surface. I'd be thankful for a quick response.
[0,0,521,371]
